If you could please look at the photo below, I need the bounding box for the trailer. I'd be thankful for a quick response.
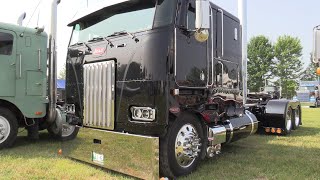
[58,0,302,179]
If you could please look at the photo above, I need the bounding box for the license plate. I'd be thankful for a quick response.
[92,152,104,165]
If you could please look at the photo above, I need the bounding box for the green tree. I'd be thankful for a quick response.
[58,63,66,79]
[247,35,275,92]
[274,35,303,98]
[300,54,318,81]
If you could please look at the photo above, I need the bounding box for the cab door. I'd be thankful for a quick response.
[175,1,210,88]
[0,30,16,97]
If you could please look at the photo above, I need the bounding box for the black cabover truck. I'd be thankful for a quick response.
[62,0,302,179]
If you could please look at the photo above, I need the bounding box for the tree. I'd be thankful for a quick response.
[58,63,66,79]
[247,35,275,92]
[300,53,318,81]
[274,35,303,98]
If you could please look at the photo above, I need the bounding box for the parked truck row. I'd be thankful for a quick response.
[0,0,302,179]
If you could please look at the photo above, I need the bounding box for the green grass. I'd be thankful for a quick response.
[1,108,320,180]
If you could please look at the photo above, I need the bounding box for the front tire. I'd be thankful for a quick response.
[0,108,18,149]
[160,113,204,178]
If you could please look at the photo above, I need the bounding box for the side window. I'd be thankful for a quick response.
[187,4,196,30]
[0,32,13,56]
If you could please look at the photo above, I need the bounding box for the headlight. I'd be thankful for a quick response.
[131,107,156,122]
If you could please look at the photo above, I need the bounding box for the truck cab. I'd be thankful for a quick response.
[0,22,48,120]
[62,0,301,179]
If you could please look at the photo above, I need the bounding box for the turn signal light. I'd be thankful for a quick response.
[271,128,276,134]
[265,127,271,133]
[276,128,282,134]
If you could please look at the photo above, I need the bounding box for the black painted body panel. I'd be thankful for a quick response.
[65,0,245,136]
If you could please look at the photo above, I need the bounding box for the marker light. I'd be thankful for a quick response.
[317,67,320,75]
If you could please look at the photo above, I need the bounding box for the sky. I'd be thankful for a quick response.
[0,0,319,73]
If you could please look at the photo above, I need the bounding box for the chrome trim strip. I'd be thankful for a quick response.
[227,120,233,144]
[174,28,177,77]
[218,9,224,57]
[246,110,255,135]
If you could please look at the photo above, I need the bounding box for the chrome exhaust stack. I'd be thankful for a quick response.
[47,0,61,124]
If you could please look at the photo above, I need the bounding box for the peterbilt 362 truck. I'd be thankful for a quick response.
[0,0,78,149]
[60,0,302,179]
[0,0,302,179]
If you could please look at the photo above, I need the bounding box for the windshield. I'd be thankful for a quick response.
[69,0,176,45]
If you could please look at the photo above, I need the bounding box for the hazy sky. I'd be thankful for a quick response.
[0,0,318,72]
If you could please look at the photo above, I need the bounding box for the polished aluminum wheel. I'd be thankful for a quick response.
[0,116,10,143]
[175,124,201,168]
[61,124,76,138]
[286,109,292,131]
[294,108,300,127]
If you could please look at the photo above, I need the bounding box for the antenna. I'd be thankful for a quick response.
[20,0,43,36]
[37,11,40,28]
[87,0,89,7]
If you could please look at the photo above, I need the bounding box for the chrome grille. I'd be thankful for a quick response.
[83,61,115,130]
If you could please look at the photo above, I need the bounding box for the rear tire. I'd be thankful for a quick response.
[160,113,204,178]
[0,108,18,149]
[284,106,293,135]
[292,106,301,130]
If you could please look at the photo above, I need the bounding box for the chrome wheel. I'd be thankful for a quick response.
[286,109,292,131]
[61,124,76,138]
[294,108,300,127]
[175,124,201,168]
[0,116,11,144]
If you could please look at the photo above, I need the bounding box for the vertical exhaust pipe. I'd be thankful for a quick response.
[238,0,247,105]
[48,0,61,124]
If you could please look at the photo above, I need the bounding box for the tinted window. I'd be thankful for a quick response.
[0,32,13,55]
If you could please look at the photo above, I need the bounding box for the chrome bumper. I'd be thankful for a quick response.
[62,127,159,179]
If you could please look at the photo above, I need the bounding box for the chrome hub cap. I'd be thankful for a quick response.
[0,116,10,143]
[62,124,76,137]
[175,124,201,168]
[295,109,300,127]
[286,110,292,131]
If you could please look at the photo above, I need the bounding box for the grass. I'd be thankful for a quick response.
[1,108,320,180]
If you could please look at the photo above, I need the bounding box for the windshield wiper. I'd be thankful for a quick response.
[107,31,139,43]
[70,42,92,52]
[89,36,114,48]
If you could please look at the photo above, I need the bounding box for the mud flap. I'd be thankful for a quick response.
[61,127,159,179]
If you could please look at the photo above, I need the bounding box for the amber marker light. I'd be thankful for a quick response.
[276,128,282,134]
[317,67,320,75]
[58,149,63,155]
[265,127,271,133]
[35,111,43,115]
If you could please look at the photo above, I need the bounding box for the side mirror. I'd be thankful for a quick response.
[313,26,320,64]
[195,0,210,42]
